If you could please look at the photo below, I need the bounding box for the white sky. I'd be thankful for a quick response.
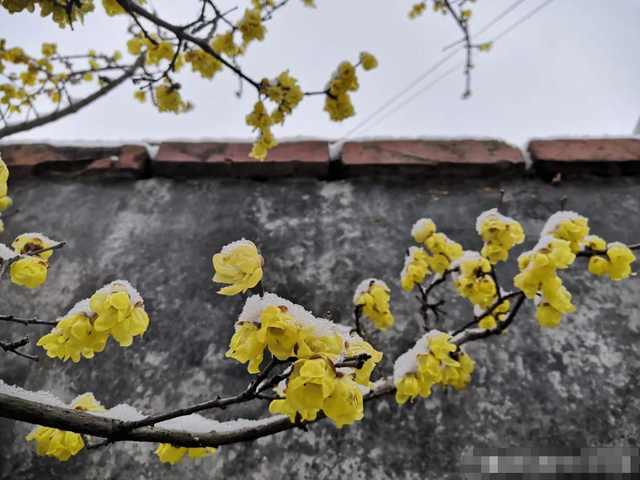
[1,0,639,145]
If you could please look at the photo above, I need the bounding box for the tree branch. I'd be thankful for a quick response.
[0,57,144,140]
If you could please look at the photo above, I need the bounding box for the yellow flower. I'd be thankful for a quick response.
[238,8,266,46]
[535,302,562,329]
[37,311,109,362]
[401,247,431,291]
[606,243,636,281]
[90,283,149,347]
[416,352,443,388]
[395,373,421,404]
[287,355,336,412]
[212,239,264,295]
[296,329,344,360]
[353,279,394,330]
[453,253,497,308]
[428,332,458,366]
[585,240,635,281]
[269,395,318,423]
[10,257,49,288]
[411,218,437,244]
[441,352,474,390]
[409,3,426,18]
[345,340,383,388]
[0,155,9,183]
[256,305,300,361]
[155,85,188,114]
[322,372,364,428]
[26,394,104,461]
[212,32,240,57]
[41,42,56,57]
[359,52,378,71]
[185,49,222,79]
[156,444,216,465]
[12,233,54,260]
[476,209,525,264]
[134,90,146,103]
[226,321,265,373]
[542,211,589,254]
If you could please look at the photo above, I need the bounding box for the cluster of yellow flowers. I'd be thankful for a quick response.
[38,281,149,361]
[245,71,304,160]
[394,331,474,404]
[237,8,266,46]
[583,236,636,281]
[353,279,394,330]
[1,0,96,28]
[514,211,635,329]
[476,208,525,263]
[26,393,104,461]
[1,38,124,111]
[156,444,216,465]
[401,218,464,291]
[324,53,378,122]
[452,252,498,309]
[227,293,382,427]
[212,239,264,295]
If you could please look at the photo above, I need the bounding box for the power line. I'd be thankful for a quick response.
[340,0,556,140]
[336,0,533,142]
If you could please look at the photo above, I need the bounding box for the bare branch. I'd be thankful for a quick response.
[0,336,38,361]
[0,315,58,327]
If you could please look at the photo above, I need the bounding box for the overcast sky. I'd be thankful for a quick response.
[1,0,639,145]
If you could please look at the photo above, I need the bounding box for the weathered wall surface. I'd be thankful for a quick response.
[1,175,639,479]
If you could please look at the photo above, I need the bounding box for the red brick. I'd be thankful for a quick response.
[341,140,524,177]
[0,144,148,178]
[529,139,640,176]
[153,141,330,178]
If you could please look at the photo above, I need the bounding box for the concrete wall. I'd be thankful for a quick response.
[1,174,639,479]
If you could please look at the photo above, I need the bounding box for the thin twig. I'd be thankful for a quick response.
[0,336,38,361]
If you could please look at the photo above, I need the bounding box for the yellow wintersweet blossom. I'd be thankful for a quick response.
[476,208,525,264]
[90,282,149,347]
[345,339,383,388]
[411,218,437,243]
[424,232,464,274]
[588,242,636,281]
[269,392,319,423]
[395,373,421,404]
[185,49,222,79]
[359,52,378,71]
[37,310,109,362]
[12,233,54,260]
[401,246,431,291]
[353,279,394,330]
[285,355,336,412]
[256,305,300,361]
[441,352,474,391]
[542,211,589,254]
[155,85,189,114]
[322,372,364,428]
[226,321,265,373]
[514,236,576,300]
[237,8,266,46]
[296,328,344,360]
[102,0,147,17]
[41,42,56,57]
[212,32,241,57]
[453,253,497,309]
[212,239,264,295]
[134,90,146,103]
[416,351,443,394]
[155,444,216,465]
[26,394,104,461]
[324,61,361,122]
[428,332,458,366]
[10,257,49,288]
[409,2,427,18]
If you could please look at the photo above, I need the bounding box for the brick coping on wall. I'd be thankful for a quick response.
[0,138,639,180]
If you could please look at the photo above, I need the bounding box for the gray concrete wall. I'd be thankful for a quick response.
[1,176,639,479]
